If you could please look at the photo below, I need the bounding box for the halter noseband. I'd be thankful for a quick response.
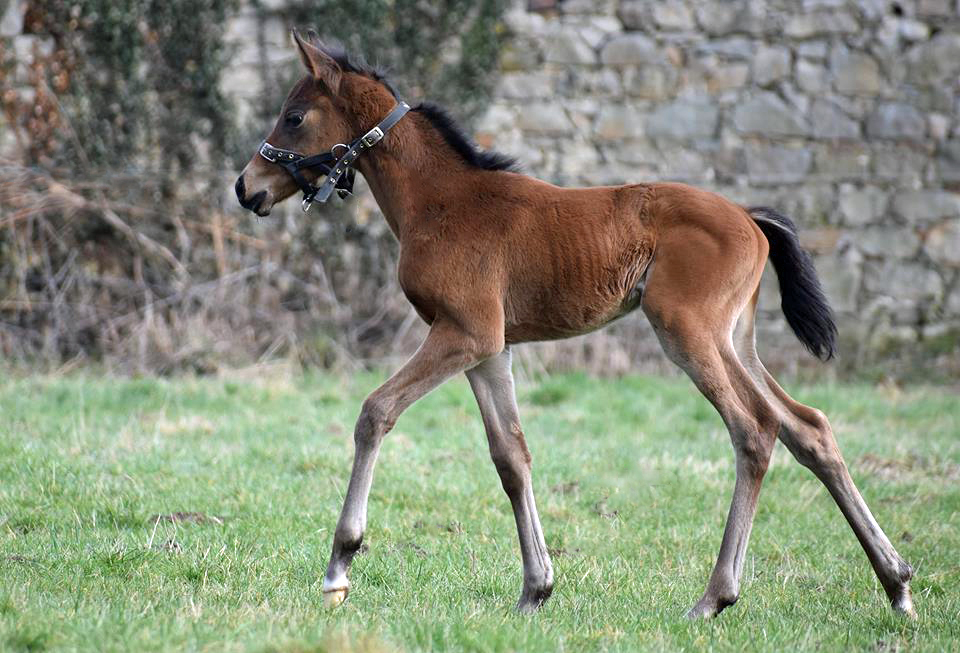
[258,101,410,212]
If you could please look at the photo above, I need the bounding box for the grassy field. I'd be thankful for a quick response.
[1,369,958,652]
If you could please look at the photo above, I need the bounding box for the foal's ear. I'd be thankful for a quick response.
[292,29,342,95]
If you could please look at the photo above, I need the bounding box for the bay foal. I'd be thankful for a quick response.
[236,32,915,618]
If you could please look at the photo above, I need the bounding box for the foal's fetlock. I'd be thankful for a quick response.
[516,581,553,614]
[887,571,916,618]
[890,586,916,619]
[882,559,916,618]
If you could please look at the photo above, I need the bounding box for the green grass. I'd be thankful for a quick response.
[1,370,958,652]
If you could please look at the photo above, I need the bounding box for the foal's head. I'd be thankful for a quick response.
[235,31,383,216]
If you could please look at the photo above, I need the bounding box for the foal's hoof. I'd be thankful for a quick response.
[685,602,717,620]
[516,585,553,614]
[891,588,917,620]
[686,594,736,620]
[323,587,349,609]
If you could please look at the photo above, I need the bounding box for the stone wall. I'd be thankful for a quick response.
[473,0,960,378]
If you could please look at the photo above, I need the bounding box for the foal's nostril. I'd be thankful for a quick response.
[234,176,245,201]
[239,190,267,214]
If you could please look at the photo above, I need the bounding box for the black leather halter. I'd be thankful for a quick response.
[259,101,410,212]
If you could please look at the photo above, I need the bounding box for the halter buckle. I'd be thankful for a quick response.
[301,195,314,212]
[259,141,279,163]
[362,126,384,147]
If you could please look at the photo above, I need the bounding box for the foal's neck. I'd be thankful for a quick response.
[339,78,470,238]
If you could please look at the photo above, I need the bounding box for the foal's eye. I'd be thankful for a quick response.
[285,111,304,127]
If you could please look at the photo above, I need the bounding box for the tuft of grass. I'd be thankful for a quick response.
[1,371,958,652]
[5,626,51,653]
[526,376,575,406]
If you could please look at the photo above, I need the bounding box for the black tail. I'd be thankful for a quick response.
[749,207,837,361]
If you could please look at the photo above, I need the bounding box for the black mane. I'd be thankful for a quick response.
[411,103,520,172]
[318,43,519,173]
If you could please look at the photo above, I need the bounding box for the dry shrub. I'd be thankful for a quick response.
[0,163,425,373]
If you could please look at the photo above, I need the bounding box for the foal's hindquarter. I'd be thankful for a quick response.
[636,186,913,617]
[323,175,915,618]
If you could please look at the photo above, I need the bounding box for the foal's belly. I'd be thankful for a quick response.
[503,255,651,344]
[504,292,645,344]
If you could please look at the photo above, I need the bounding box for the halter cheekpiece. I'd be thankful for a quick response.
[259,101,410,212]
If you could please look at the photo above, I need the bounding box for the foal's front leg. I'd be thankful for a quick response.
[465,348,554,612]
[322,320,497,608]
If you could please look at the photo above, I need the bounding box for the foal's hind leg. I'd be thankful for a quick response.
[761,371,916,616]
[642,227,778,617]
[466,348,554,612]
[733,291,915,616]
[644,304,780,617]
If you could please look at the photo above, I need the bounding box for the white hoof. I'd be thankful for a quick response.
[323,587,349,609]
[892,591,917,619]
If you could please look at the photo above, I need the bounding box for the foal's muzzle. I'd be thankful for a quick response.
[235,175,270,216]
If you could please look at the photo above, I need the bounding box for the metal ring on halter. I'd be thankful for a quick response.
[331,143,349,157]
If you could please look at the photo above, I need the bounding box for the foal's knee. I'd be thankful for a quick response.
[355,396,393,444]
[736,429,775,478]
[730,412,778,478]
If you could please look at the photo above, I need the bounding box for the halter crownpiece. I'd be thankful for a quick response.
[259,101,411,212]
